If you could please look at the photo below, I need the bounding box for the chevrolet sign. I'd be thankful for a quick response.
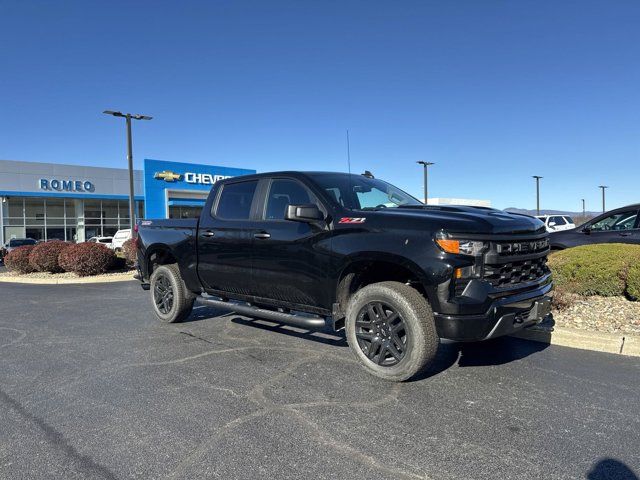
[154,170,231,185]
[154,171,182,182]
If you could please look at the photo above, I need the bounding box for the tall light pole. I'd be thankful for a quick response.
[103,110,152,231]
[532,176,543,216]
[417,161,435,204]
[581,199,585,217]
[598,185,608,213]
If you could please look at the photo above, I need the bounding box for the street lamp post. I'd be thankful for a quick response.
[532,176,543,216]
[581,199,585,217]
[598,185,608,213]
[103,110,152,231]
[416,161,435,204]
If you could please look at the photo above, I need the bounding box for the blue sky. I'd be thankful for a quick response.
[1,0,638,211]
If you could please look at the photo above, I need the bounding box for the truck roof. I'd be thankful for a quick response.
[220,171,369,181]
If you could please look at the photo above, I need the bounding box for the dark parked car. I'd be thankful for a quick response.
[550,204,640,250]
[136,171,552,381]
[0,238,38,261]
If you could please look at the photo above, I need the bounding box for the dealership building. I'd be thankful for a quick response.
[0,158,255,245]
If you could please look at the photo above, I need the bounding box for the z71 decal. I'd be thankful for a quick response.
[339,217,366,224]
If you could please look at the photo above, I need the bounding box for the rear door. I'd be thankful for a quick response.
[248,177,332,310]
[197,179,259,295]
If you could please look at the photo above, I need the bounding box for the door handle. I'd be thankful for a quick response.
[254,232,271,239]
[201,230,215,238]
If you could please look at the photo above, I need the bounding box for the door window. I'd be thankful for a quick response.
[589,211,638,231]
[215,180,258,220]
[551,216,566,226]
[264,179,315,220]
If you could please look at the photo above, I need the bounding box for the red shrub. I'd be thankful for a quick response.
[4,245,36,274]
[28,240,71,273]
[58,242,116,277]
[122,238,137,267]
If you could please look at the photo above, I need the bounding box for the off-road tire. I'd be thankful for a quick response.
[150,264,195,323]
[345,281,439,381]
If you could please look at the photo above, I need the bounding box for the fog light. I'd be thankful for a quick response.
[455,266,480,279]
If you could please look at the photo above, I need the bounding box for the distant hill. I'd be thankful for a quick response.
[504,208,599,217]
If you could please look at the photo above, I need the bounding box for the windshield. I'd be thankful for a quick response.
[9,239,37,247]
[309,173,423,210]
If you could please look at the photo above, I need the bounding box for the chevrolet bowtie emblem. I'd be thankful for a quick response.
[154,170,182,182]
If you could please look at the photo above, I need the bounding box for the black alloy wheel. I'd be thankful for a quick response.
[153,272,174,314]
[355,301,408,366]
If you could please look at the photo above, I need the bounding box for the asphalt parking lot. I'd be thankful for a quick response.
[1,281,639,479]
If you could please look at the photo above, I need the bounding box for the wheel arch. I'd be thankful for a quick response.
[145,243,178,276]
[333,253,433,321]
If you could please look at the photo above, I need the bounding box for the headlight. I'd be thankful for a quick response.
[435,233,488,256]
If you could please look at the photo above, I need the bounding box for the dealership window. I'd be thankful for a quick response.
[2,197,144,245]
[25,198,45,226]
[45,199,66,241]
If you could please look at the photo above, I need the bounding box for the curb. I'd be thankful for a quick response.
[0,273,136,285]
[512,326,640,357]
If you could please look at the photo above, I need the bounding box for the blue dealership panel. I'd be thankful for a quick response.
[143,159,255,218]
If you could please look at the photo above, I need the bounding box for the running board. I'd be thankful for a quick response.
[198,296,328,330]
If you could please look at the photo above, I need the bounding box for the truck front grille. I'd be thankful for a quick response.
[453,256,550,296]
[483,256,550,288]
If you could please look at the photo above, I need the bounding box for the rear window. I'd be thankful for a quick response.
[215,180,258,220]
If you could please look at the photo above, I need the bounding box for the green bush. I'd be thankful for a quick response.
[627,262,640,300]
[548,244,640,299]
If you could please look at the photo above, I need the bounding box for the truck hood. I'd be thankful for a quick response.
[373,205,546,235]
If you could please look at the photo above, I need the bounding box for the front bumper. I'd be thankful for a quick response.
[434,282,553,341]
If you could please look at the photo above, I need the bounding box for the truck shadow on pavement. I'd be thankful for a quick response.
[186,305,553,380]
[225,312,552,380]
[587,458,639,480]
[411,336,550,382]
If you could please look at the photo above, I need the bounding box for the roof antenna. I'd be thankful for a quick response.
[345,129,354,208]
[346,129,352,175]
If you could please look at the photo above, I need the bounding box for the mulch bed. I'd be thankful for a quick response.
[553,295,640,335]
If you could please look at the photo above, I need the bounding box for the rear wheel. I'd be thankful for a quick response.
[345,281,438,381]
[150,264,195,323]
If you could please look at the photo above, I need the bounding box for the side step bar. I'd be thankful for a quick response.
[198,296,328,330]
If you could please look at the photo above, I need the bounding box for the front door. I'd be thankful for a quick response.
[197,179,259,296]
[586,209,640,245]
[249,177,332,310]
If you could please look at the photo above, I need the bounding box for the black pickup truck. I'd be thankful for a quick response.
[136,171,552,381]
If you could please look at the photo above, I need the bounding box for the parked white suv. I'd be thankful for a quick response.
[111,229,132,251]
[535,215,576,232]
[87,236,113,248]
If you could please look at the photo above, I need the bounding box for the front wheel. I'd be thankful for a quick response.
[150,264,195,323]
[345,281,439,382]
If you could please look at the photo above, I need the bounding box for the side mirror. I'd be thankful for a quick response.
[285,204,324,223]
[582,227,591,234]
[548,222,556,227]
